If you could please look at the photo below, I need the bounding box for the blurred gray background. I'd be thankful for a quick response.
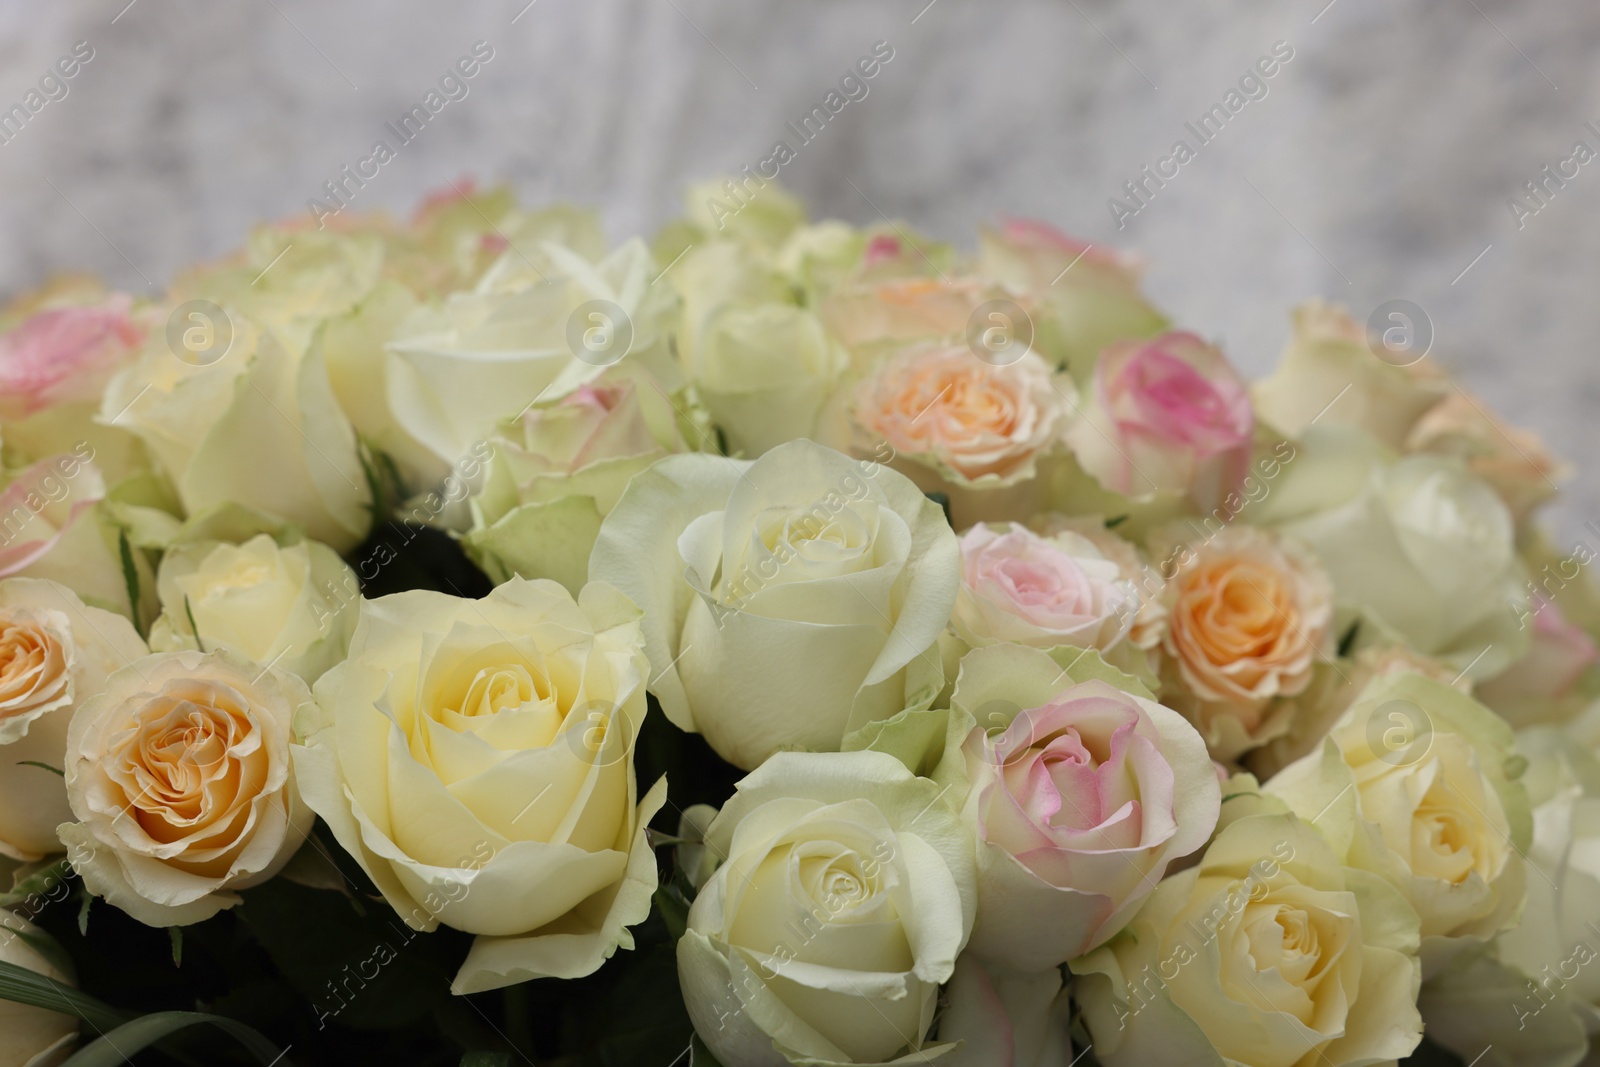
[1,0,1595,532]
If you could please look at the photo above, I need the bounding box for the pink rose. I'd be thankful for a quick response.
[1475,601,1600,728]
[1064,330,1253,510]
[952,663,1220,971]
[0,455,105,578]
[0,296,143,420]
[953,522,1137,653]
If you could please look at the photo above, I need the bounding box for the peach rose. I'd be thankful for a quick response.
[822,276,997,358]
[1157,527,1334,761]
[1063,331,1252,511]
[58,649,313,926]
[851,345,1070,525]
[0,578,147,859]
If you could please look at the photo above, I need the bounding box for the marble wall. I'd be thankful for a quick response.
[1,0,1595,531]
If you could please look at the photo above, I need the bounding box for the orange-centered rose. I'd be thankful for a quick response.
[852,345,1068,487]
[1158,527,1333,761]
[59,649,312,926]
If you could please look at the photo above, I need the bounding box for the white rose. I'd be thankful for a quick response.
[384,239,681,489]
[590,439,959,770]
[0,578,146,860]
[1265,670,1531,970]
[678,750,976,1067]
[292,577,665,993]
[147,534,357,685]
[1252,424,1529,679]
[58,649,313,926]
[0,909,77,1065]
[100,315,372,552]
[935,955,1072,1067]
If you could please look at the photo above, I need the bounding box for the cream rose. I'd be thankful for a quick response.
[951,522,1138,655]
[0,578,146,860]
[1264,671,1531,970]
[849,346,1071,527]
[821,276,997,362]
[590,439,958,770]
[100,314,372,553]
[292,577,666,994]
[1252,424,1529,679]
[1252,300,1446,449]
[57,649,313,926]
[1074,810,1424,1067]
[464,371,695,593]
[1155,526,1334,762]
[147,533,358,685]
[0,909,77,1065]
[678,750,976,1067]
[944,644,1219,970]
[1063,330,1253,512]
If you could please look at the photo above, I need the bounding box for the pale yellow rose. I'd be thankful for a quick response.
[678,750,976,1067]
[58,649,313,927]
[1074,811,1424,1067]
[292,577,665,993]
[147,533,358,684]
[0,579,146,860]
[1407,386,1568,528]
[1265,671,1531,971]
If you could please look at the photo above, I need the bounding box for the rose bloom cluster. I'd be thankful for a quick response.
[0,177,1591,1067]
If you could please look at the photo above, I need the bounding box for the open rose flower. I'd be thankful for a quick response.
[464,370,694,592]
[1265,670,1531,971]
[57,649,313,926]
[292,578,666,993]
[850,346,1070,527]
[935,955,1073,1067]
[1474,600,1599,729]
[942,644,1219,970]
[678,750,976,1067]
[1155,526,1334,762]
[977,220,1168,381]
[1063,331,1253,512]
[951,522,1139,656]
[147,534,358,685]
[0,578,146,859]
[591,439,958,770]
[1074,811,1424,1067]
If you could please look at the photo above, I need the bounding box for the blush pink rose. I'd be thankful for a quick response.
[0,455,105,578]
[0,296,143,420]
[1475,600,1600,728]
[1064,330,1253,510]
[957,676,1219,970]
[953,522,1137,653]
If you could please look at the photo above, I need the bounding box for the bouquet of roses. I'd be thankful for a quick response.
[0,175,1594,1067]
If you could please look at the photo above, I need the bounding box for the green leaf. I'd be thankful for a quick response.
[117,528,145,639]
[168,927,183,968]
[16,760,64,777]
[460,1054,512,1067]
[1104,514,1130,528]
[1337,618,1361,658]
[59,1010,290,1067]
[0,957,126,1031]
[653,884,690,943]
